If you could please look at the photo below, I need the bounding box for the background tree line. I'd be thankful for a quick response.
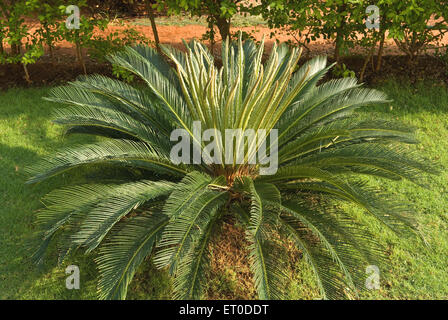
[1,0,447,82]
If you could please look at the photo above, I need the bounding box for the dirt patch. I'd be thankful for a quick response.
[206,221,256,300]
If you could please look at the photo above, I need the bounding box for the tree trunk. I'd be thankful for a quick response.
[375,32,385,72]
[334,35,342,64]
[334,4,347,64]
[44,24,55,62]
[207,17,216,54]
[76,42,87,75]
[49,44,54,61]
[23,63,31,84]
[146,0,160,52]
[75,41,81,61]
[11,42,21,55]
[360,44,375,82]
[215,16,231,41]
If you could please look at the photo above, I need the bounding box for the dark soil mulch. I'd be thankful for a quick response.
[339,54,448,85]
[1,54,446,91]
[0,59,113,90]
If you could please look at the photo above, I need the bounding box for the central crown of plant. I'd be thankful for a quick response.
[117,37,311,184]
[27,35,434,300]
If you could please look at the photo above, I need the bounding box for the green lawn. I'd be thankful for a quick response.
[0,79,447,299]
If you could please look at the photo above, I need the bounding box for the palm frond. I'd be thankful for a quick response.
[279,213,352,299]
[279,200,385,298]
[243,178,287,299]
[260,166,419,235]
[108,46,192,135]
[53,105,171,153]
[173,207,222,299]
[71,180,174,252]
[290,143,436,185]
[26,139,188,183]
[155,173,228,273]
[96,212,169,300]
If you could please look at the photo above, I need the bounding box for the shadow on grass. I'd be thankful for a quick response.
[0,141,98,299]
[0,141,173,299]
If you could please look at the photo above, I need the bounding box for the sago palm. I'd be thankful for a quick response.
[27,36,434,300]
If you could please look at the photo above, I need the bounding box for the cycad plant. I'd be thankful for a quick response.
[27,36,434,300]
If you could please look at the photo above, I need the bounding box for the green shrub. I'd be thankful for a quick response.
[332,62,356,78]
[88,20,152,63]
[34,0,65,61]
[57,1,107,74]
[0,0,44,82]
[254,0,364,62]
[156,0,253,42]
[253,0,448,69]
[384,0,448,62]
[111,63,135,83]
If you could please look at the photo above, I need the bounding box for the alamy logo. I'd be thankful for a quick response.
[65,5,80,30]
[65,265,80,290]
[170,121,278,175]
[365,265,380,290]
[366,5,380,30]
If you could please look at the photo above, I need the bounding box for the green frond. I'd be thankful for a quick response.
[260,166,419,235]
[247,237,289,300]
[278,118,418,163]
[53,105,171,153]
[155,173,228,273]
[290,143,436,185]
[279,200,385,297]
[107,46,192,135]
[173,208,222,299]
[32,180,175,265]
[242,178,287,299]
[162,171,215,218]
[278,213,352,299]
[71,180,174,253]
[26,139,188,184]
[96,212,169,300]
[283,88,389,144]
[46,77,175,135]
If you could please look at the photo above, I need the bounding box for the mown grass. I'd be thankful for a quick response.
[0,79,447,300]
